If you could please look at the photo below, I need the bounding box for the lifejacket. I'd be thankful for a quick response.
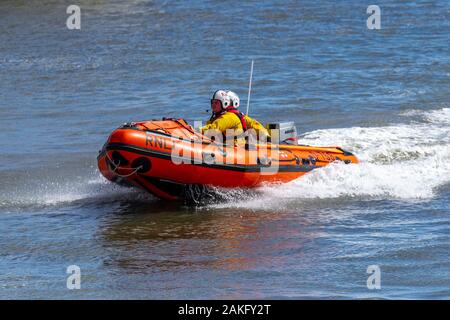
[224,106,247,132]
[210,106,248,132]
[207,107,249,145]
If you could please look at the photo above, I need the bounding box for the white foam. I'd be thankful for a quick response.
[0,173,145,208]
[424,107,450,125]
[38,176,110,206]
[213,108,450,209]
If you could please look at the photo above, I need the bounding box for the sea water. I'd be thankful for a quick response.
[0,0,449,299]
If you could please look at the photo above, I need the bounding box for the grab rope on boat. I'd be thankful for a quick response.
[105,151,143,178]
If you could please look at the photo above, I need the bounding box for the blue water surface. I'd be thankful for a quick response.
[0,0,449,299]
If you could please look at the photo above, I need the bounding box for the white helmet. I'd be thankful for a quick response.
[227,90,240,108]
[211,90,231,109]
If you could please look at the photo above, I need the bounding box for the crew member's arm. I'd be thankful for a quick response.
[244,116,270,139]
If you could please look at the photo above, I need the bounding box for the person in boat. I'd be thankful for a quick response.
[200,90,270,145]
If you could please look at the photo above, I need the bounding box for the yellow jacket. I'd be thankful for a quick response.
[200,111,270,145]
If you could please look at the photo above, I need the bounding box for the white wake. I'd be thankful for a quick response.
[213,108,450,209]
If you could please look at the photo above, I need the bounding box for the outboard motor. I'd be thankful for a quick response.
[266,122,298,145]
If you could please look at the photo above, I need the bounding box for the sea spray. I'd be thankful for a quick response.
[211,108,450,209]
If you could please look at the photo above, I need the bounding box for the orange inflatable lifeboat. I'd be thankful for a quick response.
[97,118,358,203]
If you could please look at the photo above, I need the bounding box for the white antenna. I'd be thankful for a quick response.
[246,60,254,116]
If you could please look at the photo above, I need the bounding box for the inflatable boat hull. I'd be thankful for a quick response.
[97,118,358,202]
